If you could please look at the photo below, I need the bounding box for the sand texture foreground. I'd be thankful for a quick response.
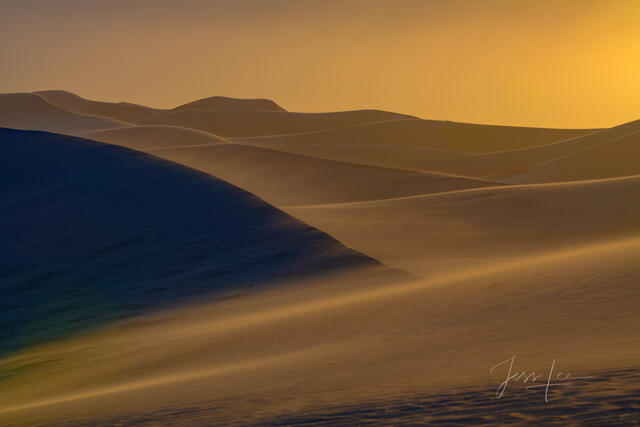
[0,92,638,426]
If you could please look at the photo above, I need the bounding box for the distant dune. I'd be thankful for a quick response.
[83,124,491,205]
[138,109,418,137]
[242,138,467,173]
[504,126,640,183]
[0,127,380,355]
[0,93,124,134]
[85,125,230,151]
[236,118,597,173]
[239,118,596,151]
[143,143,493,206]
[170,95,286,112]
[34,90,164,123]
[426,118,640,180]
[287,175,640,275]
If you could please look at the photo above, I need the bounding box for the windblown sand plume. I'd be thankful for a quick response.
[1,88,639,426]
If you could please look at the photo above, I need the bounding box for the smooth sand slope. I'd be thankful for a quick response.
[83,125,493,205]
[287,175,640,275]
[170,95,286,112]
[34,90,164,123]
[242,138,468,174]
[237,119,596,174]
[1,235,638,426]
[138,109,418,137]
[505,127,640,183]
[84,125,230,151]
[0,93,124,135]
[433,118,640,181]
[0,127,381,356]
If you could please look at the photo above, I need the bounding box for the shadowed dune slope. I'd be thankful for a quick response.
[286,175,640,276]
[34,90,164,123]
[171,95,286,112]
[84,125,230,151]
[138,109,418,137]
[0,93,124,135]
[86,126,494,205]
[0,127,380,355]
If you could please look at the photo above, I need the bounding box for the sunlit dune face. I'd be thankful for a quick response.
[1,0,639,128]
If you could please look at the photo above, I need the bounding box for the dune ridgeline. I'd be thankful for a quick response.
[0,91,638,426]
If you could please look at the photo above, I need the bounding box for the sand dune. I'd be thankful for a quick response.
[0,127,380,355]
[0,93,124,135]
[239,118,596,151]
[87,127,491,205]
[244,123,640,183]
[242,138,467,173]
[34,90,164,123]
[84,125,230,151]
[286,175,640,275]
[149,144,494,206]
[138,109,418,137]
[1,236,638,425]
[413,118,640,180]
[236,118,597,173]
[1,89,639,425]
[170,95,286,112]
[504,128,640,183]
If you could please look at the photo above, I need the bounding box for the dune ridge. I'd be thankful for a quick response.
[83,124,494,205]
[34,90,164,123]
[84,125,231,151]
[237,117,597,151]
[137,109,418,137]
[170,95,286,112]
[0,93,125,135]
[407,118,640,181]
[232,118,598,174]
[504,128,640,183]
[286,174,640,275]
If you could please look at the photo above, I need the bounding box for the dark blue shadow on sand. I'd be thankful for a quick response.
[0,128,378,356]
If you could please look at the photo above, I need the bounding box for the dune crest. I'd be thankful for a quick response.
[85,125,494,205]
[84,125,230,151]
[34,90,164,123]
[504,128,640,183]
[287,175,640,275]
[138,109,418,137]
[234,118,597,174]
[170,95,286,112]
[0,93,124,135]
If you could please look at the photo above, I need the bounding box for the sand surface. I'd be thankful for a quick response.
[0,91,638,425]
[1,237,638,425]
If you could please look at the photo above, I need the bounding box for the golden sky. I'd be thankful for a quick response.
[1,0,639,128]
